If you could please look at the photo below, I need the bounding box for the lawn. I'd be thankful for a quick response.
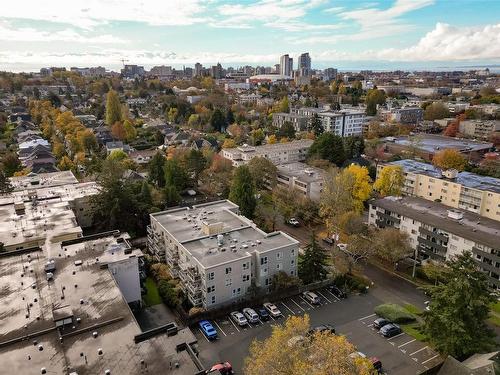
[490,301,500,314]
[403,303,423,316]
[143,277,162,306]
[401,322,426,342]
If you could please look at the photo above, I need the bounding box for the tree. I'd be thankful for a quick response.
[164,158,189,191]
[229,165,257,218]
[123,119,137,142]
[276,96,289,113]
[344,234,373,273]
[58,155,75,171]
[245,315,375,375]
[308,133,346,166]
[343,135,365,159]
[0,170,13,194]
[309,113,324,136]
[374,228,412,269]
[1,153,22,176]
[345,164,372,212]
[365,89,386,116]
[164,185,181,206]
[158,280,180,308]
[148,152,166,188]
[277,121,296,140]
[247,157,277,191]
[105,89,122,125]
[267,134,277,144]
[432,149,466,171]
[138,180,153,208]
[226,108,235,125]
[423,252,495,359]
[222,138,236,149]
[373,165,404,197]
[210,108,227,132]
[250,128,265,146]
[78,129,98,154]
[443,119,459,137]
[185,149,207,184]
[272,186,302,222]
[271,271,301,292]
[424,102,449,121]
[338,211,366,235]
[111,121,126,140]
[299,234,329,284]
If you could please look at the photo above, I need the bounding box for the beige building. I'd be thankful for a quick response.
[459,119,500,139]
[220,139,313,166]
[276,162,325,201]
[369,196,500,289]
[148,200,299,309]
[378,160,500,222]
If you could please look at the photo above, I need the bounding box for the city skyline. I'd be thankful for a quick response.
[0,0,499,72]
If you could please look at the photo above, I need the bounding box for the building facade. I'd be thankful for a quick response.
[377,160,500,222]
[369,196,500,289]
[276,162,325,201]
[147,200,299,309]
[459,120,500,139]
[280,54,294,77]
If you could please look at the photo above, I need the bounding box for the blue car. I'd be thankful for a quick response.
[199,320,218,340]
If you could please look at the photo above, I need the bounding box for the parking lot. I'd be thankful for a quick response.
[193,286,442,374]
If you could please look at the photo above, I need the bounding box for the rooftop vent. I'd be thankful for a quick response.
[447,210,463,220]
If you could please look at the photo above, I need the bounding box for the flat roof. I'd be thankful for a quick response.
[371,196,500,249]
[224,139,313,155]
[387,159,500,194]
[388,134,493,153]
[151,200,299,268]
[9,170,79,191]
[276,162,326,183]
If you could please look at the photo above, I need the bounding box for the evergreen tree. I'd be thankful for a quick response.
[298,233,329,284]
[226,108,235,125]
[308,133,346,166]
[210,108,227,132]
[148,152,166,188]
[0,170,13,194]
[139,180,153,208]
[105,89,122,126]
[185,149,207,184]
[164,185,181,207]
[164,159,189,190]
[423,252,495,359]
[343,135,365,159]
[229,165,257,218]
[277,121,296,139]
[309,113,324,136]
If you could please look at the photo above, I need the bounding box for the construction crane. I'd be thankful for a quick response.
[120,58,129,67]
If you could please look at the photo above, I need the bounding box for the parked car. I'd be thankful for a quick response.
[322,237,334,246]
[380,323,401,338]
[243,308,259,324]
[199,320,218,340]
[328,285,347,299]
[373,318,392,330]
[288,218,300,227]
[230,311,248,326]
[257,307,270,321]
[206,361,234,374]
[308,324,336,336]
[337,243,348,252]
[350,352,382,373]
[263,302,282,318]
[302,291,321,305]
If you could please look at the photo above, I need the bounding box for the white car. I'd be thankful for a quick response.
[263,302,282,318]
[230,311,248,326]
[288,218,300,227]
[302,291,321,305]
[242,308,259,324]
[337,243,348,252]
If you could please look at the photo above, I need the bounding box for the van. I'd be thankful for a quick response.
[303,291,321,305]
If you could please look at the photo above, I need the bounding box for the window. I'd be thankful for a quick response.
[225,278,232,287]
[265,278,269,286]
[207,285,215,293]
[242,262,249,270]
[260,257,268,265]
[211,296,216,304]
[208,272,215,281]
[291,259,295,265]
[276,252,282,260]
[242,274,250,282]
[276,263,282,270]
[291,249,295,256]
[225,267,232,274]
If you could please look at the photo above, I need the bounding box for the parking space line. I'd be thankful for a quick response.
[367,323,374,328]
[410,346,428,356]
[316,290,332,304]
[299,296,315,309]
[228,317,240,332]
[198,328,210,342]
[325,289,341,301]
[290,298,306,312]
[280,301,296,315]
[358,313,376,321]
[387,332,405,340]
[421,354,440,365]
[398,339,416,348]
[213,320,227,337]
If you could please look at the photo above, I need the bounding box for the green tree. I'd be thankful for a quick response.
[424,102,450,121]
[277,121,296,140]
[0,170,13,194]
[164,159,189,190]
[185,149,207,184]
[164,185,181,206]
[226,108,235,125]
[374,228,412,269]
[299,234,329,284]
[343,135,365,159]
[308,133,346,166]
[423,252,495,359]
[309,113,324,136]
[139,180,153,208]
[365,89,386,116]
[105,89,122,126]
[271,271,301,292]
[210,108,227,132]
[229,165,257,218]
[1,153,22,176]
[158,280,180,308]
[247,156,278,191]
[148,152,166,188]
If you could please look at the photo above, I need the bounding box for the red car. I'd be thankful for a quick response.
[206,362,234,374]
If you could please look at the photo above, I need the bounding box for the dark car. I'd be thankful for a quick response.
[322,237,334,246]
[206,362,234,374]
[257,307,270,321]
[380,323,401,338]
[308,324,336,336]
[328,285,347,299]
[371,357,383,373]
[373,318,391,330]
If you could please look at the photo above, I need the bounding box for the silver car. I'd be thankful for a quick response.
[230,311,248,326]
[242,308,259,324]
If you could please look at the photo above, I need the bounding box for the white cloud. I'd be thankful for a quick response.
[0,0,208,29]
[0,22,126,43]
[323,6,344,14]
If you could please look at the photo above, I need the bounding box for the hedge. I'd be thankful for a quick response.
[374,303,417,324]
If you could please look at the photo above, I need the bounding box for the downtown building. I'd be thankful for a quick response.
[147,200,299,309]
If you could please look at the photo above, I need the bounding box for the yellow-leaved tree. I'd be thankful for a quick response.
[244,315,376,375]
[432,149,466,171]
[345,164,372,212]
[374,165,404,197]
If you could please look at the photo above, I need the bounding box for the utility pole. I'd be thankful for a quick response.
[412,247,418,278]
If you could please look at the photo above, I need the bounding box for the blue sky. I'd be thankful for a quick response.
[0,0,499,72]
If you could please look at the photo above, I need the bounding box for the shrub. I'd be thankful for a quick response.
[374,303,417,324]
[333,274,370,293]
[150,263,171,282]
[158,280,179,307]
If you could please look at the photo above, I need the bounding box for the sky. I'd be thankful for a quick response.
[0,0,499,72]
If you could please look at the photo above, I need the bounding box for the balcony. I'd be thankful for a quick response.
[419,227,449,243]
[377,212,401,225]
[417,244,446,262]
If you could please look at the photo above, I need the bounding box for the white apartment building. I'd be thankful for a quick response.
[148,200,299,309]
[237,93,262,105]
[276,162,325,201]
[318,110,365,136]
[459,120,500,139]
[369,196,500,289]
[220,139,313,166]
[378,160,500,222]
